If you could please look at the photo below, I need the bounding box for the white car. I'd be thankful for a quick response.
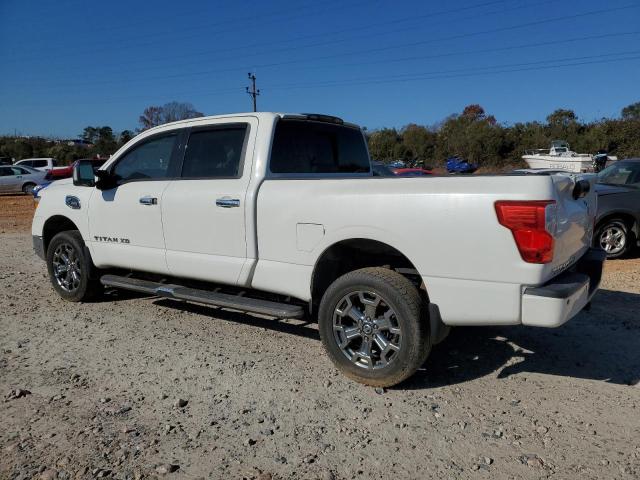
[32,112,605,386]
[14,157,60,172]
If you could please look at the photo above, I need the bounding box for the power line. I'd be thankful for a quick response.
[261,51,640,91]
[14,51,640,109]
[7,4,640,94]
[4,0,375,63]
[2,0,554,71]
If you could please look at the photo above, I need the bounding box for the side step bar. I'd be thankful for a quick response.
[100,274,304,319]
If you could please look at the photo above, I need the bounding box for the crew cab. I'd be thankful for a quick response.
[32,113,605,386]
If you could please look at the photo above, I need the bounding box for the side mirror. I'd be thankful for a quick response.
[94,169,117,190]
[73,160,96,187]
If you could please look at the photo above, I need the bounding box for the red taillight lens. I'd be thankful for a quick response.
[495,200,556,264]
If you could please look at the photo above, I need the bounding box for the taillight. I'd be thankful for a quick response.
[495,200,556,264]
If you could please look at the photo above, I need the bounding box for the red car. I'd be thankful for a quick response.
[45,158,107,181]
[392,167,433,176]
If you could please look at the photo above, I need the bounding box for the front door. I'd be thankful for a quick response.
[162,120,256,285]
[87,132,180,274]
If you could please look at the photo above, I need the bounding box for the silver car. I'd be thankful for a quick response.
[0,165,47,195]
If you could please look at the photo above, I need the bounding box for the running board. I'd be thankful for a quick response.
[100,274,304,319]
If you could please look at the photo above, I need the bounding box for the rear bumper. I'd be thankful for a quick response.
[521,248,606,327]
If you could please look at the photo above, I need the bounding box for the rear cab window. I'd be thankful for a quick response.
[181,126,248,179]
[269,120,370,175]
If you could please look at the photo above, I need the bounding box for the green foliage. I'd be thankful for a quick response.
[368,103,640,169]
[0,125,133,165]
[1,102,639,169]
[621,101,640,121]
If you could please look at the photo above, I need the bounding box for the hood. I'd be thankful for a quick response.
[595,183,635,196]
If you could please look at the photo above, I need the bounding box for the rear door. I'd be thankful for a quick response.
[87,132,182,274]
[161,119,257,284]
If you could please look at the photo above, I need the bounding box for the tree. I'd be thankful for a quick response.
[546,109,577,128]
[119,130,134,144]
[401,124,436,163]
[367,128,400,161]
[621,101,640,120]
[138,102,204,130]
[82,126,99,144]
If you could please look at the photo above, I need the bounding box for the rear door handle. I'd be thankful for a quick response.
[139,196,158,205]
[216,198,240,208]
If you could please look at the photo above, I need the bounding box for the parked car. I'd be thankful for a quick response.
[446,156,477,174]
[44,158,107,181]
[33,112,604,387]
[32,181,53,202]
[594,158,640,258]
[388,160,406,168]
[14,158,61,172]
[371,161,395,176]
[0,165,47,194]
[0,157,13,165]
[392,167,433,176]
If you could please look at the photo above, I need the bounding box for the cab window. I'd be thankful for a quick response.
[270,120,370,175]
[181,126,247,178]
[112,134,177,182]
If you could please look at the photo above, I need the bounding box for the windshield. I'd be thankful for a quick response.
[597,162,640,187]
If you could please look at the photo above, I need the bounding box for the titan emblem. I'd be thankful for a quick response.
[94,236,130,244]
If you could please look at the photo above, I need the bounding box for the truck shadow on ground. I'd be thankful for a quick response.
[147,289,639,388]
[406,288,640,389]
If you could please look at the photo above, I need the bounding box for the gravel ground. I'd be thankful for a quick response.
[1,195,639,479]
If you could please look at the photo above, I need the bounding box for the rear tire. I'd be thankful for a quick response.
[596,219,631,259]
[318,267,430,387]
[22,182,36,195]
[46,230,102,302]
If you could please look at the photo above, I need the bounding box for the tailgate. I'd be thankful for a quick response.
[545,173,597,280]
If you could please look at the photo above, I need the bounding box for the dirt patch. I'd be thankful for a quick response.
[1,230,639,479]
[0,194,35,234]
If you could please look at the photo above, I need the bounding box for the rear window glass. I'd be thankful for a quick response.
[33,160,47,167]
[270,120,370,174]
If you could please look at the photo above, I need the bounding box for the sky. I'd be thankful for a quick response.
[1,0,639,137]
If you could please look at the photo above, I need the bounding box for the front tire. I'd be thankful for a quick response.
[318,267,430,387]
[596,219,631,259]
[46,230,102,301]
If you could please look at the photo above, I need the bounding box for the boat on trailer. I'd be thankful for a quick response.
[522,140,616,173]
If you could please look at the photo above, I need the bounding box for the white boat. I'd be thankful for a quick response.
[522,140,617,173]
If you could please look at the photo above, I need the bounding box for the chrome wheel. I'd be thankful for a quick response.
[52,243,81,292]
[332,291,401,370]
[599,225,626,255]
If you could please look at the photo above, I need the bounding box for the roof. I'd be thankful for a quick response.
[143,112,359,135]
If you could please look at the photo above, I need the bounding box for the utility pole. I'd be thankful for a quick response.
[246,73,260,112]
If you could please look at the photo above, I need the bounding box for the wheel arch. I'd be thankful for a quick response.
[310,238,423,307]
[596,211,638,237]
[42,215,80,254]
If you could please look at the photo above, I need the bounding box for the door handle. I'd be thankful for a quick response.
[139,196,158,205]
[216,198,240,208]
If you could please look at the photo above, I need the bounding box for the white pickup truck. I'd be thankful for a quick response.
[32,112,605,386]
